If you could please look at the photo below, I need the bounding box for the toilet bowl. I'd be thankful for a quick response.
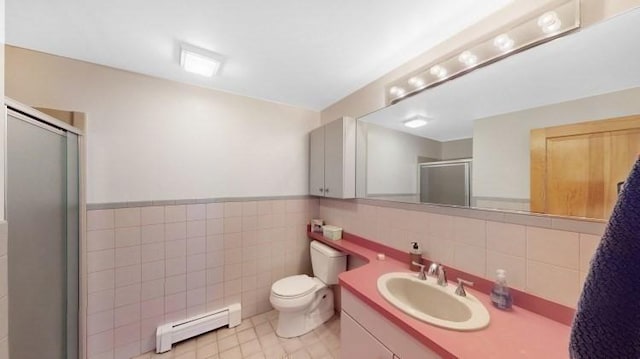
[269,241,346,338]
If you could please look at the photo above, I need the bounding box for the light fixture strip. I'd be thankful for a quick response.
[386,0,580,104]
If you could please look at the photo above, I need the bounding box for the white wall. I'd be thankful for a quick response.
[5,46,320,204]
[441,138,472,160]
[366,123,441,195]
[473,87,640,200]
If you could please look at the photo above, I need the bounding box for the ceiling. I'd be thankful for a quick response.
[362,8,640,141]
[7,0,512,111]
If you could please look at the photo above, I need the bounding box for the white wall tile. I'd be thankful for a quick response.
[165,205,186,223]
[140,206,165,225]
[115,208,141,228]
[527,227,580,269]
[186,204,206,221]
[115,227,141,248]
[88,210,115,230]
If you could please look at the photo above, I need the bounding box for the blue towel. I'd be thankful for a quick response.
[570,159,640,358]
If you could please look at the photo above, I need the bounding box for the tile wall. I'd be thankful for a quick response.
[0,222,7,358]
[85,198,318,359]
[319,199,602,309]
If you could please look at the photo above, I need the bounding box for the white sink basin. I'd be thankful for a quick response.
[377,272,490,331]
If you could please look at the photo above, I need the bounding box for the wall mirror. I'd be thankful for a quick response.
[356,8,640,220]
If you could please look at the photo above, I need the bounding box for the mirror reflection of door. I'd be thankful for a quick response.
[530,115,640,219]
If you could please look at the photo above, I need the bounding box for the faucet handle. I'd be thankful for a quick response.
[412,262,427,280]
[437,265,448,286]
[455,278,474,297]
[427,262,440,277]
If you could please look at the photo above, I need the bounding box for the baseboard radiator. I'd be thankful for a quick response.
[156,303,242,353]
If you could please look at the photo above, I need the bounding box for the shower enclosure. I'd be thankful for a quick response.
[5,100,81,359]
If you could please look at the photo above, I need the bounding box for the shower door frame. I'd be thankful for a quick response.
[5,97,87,359]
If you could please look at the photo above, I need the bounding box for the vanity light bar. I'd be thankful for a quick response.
[386,0,580,104]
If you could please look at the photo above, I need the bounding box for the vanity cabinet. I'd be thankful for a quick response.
[309,117,356,198]
[342,312,394,359]
[341,288,441,359]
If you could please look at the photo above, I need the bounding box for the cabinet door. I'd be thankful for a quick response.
[341,311,394,359]
[309,126,326,196]
[324,118,345,198]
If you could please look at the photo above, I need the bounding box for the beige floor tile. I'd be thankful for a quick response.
[299,331,319,346]
[175,340,197,354]
[257,332,279,349]
[218,346,242,359]
[132,353,152,359]
[151,352,174,358]
[240,339,262,357]
[234,319,254,332]
[216,327,236,339]
[244,353,266,359]
[237,328,257,344]
[306,341,330,358]
[254,322,273,337]
[250,312,269,326]
[217,334,239,353]
[197,331,217,346]
[196,341,218,358]
[262,345,286,359]
[175,351,197,359]
[280,337,303,353]
[290,349,311,359]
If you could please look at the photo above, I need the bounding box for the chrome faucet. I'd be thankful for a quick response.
[455,278,474,297]
[427,262,448,286]
[412,262,427,280]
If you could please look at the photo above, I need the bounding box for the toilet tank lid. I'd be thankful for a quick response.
[311,241,346,258]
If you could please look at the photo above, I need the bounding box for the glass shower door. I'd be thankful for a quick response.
[6,111,79,359]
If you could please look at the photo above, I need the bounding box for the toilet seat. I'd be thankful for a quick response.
[271,275,317,299]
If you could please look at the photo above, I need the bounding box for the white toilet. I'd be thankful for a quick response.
[270,241,347,338]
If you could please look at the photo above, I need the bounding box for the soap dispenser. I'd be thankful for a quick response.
[409,242,422,271]
[490,269,513,310]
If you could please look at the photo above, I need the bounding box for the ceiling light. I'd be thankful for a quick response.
[408,76,426,88]
[180,43,225,77]
[458,51,478,66]
[403,115,429,128]
[538,11,562,34]
[429,65,448,80]
[493,34,515,51]
[389,86,407,97]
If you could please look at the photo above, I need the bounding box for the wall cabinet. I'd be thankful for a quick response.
[309,117,356,198]
[341,288,441,359]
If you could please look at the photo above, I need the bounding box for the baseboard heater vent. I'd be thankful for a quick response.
[156,303,241,353]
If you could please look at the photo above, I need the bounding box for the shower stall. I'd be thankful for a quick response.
[5,99,83,359]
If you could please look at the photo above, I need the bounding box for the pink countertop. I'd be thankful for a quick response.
[308,231,572,359]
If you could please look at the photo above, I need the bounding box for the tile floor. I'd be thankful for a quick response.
[132,310,341,359]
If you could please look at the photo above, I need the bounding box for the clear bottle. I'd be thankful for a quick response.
[490,269,513,310]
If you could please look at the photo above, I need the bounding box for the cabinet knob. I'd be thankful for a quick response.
[325,188,329,193]
[319,188,324,192]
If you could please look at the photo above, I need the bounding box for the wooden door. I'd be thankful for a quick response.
[531,116,640,219]
[309,126,326,196]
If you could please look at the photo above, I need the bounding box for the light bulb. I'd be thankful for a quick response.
[458,51,478,66]
[538,11,562,34]
[408,76,426,88]
[429,65,448,80]
[389,86,406,97]
[493,34,515,51]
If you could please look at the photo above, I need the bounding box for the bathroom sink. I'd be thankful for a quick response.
[377,272,490,331]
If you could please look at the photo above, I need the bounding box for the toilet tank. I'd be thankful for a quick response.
[310,241,347,285]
